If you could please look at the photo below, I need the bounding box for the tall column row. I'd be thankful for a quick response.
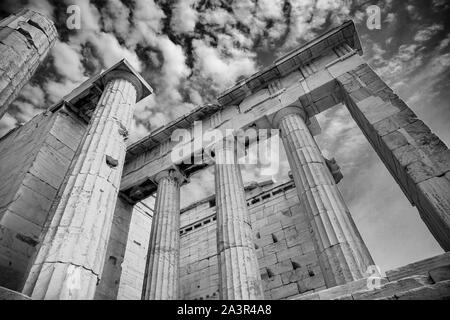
[22,86,374,298]
[142,139,264,300]
[142,106,374,297]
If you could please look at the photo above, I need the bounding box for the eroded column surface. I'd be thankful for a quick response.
[0,9,57,119]
[215,137,264,300]
[338,64,450,251]
[143,170,182,300]
[274,106,374,288]
[22,72,140,299]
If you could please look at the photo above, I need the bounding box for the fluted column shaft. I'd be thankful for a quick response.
[22,74,138,299]
[275,107,374,288]
[215,138,264,300]
[144,170,181,300]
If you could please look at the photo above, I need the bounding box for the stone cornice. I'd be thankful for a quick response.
[126,103,222,161]
[154,169,187,185]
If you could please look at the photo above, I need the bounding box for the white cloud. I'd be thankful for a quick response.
[171,0,199,34]
[281,0,351,50]
[101,0,131,39]
[52,41,85,82]
[257,0,284,20]
[414,24,444,43]
[19,84,46,107]
[0,112,18,137]
[192,39,257,91]
[201,8,235,27]
[45,79,80,104]
[27,0,54,17]
[157,37,190,93]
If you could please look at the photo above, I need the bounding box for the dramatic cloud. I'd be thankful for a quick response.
[192,38,257,91]
[171,0,199,34]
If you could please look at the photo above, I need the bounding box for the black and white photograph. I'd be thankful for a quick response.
[0,0,449,307]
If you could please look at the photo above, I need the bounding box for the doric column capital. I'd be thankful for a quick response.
[154,169,186,185]
[103,70,143,101]
[272,105,308,129]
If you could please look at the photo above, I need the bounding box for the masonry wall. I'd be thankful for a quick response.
[117,202,153,300]
[179,199,219,300]
[95,196,134,300]
[178,180,326,300]
[0,109,86,290]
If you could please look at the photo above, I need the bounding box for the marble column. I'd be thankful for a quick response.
[22,71,141,299]
[0,9,57,120]
[143,170,182,300]
[214,136,264,300]
[273,106,374,288]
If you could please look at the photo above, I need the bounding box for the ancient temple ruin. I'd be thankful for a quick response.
[0,10,449,300]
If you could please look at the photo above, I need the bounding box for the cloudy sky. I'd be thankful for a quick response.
[0,0,449,273]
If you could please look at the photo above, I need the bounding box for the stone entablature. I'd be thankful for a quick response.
[119,22,362,202]
[217,20,361,106]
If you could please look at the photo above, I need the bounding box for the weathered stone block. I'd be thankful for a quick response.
[391,108,417,127]
[262,240,288,256]
[276,245,303,262]
[428,266,450,283]
[382,131,409,150]
[280,268,306,284]
[264,275,283,291]
[406,161,436,184]
[352,275,432,300]
[271,260,294,275]
[270,282,298,299]
[392,280,450,300]
[392,145,422,167]
[298,274,326,293]
[373,117,400,136]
